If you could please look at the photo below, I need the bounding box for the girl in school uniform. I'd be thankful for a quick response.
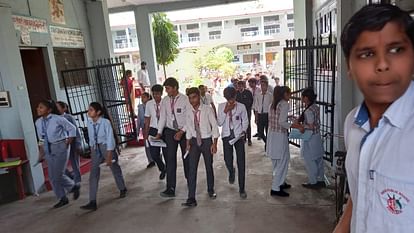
[297,88,326,189]
[266,86,302,197]
[35,100,80,208]
[56,101,82,186]
[80,102,127,211]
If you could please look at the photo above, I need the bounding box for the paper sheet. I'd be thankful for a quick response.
[183,150,189,159]
[229,133,245,146]
[288,129,312,141]
[0,168,8,175]
[148,136,167,147]
[99,159,116,167]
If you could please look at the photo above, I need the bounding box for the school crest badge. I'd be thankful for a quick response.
[381,188,410,215]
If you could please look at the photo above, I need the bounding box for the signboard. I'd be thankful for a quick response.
[50,26,85,48]
[12,15,48,33]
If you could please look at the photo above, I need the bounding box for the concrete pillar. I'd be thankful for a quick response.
[134,6,158,85]
[86,0,114,60]
[0,0,44,193]
[293,0,313,39]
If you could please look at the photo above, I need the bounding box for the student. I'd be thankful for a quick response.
[198,84,217,115]
[266,86,302,197]
[297,88,326,189]
[156,77,191,198]
[138,92,155,168]
[56,101,82,186]
[253,76,273,150]
[35,100,80,208]
[334,4,414,233]
[248,78,260,138]
[80,102,127,211]
[217,87,249,199]
[182,87,219,207]
[236,80,254,146]
[144,85,166,180]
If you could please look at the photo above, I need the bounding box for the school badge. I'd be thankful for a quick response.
[381,188,410,215]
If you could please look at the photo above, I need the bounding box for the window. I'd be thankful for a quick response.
[264,15,279,22]
[118,55,130,64]
[243,54,260,63]
[241,27,259,37]
[288,23,294,32]
[208,21,222,28]
[237,44,251,50]
[235,18,250,25]
[188,32,200,42]
[114,30,128,49]
[287,14,294,20]
[173,25,178,31]
[186,23,199,30]
[264,24,280,35]
[265,41,280,47]
[128,28,138,48]
[209,30,221,40]
[54,48,88,88]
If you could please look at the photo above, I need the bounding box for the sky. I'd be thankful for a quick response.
[109,0,293,27]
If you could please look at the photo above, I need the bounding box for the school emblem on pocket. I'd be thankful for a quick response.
[381,188,410,215]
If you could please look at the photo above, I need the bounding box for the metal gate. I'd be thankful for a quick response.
[284,37,336,163]
[61,59,137,149]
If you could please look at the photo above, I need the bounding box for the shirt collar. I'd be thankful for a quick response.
[192,104,205,112]
[354,81,414,129]
[90,116,103,125]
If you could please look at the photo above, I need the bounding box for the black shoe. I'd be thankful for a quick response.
[80,201,97,211]
[280,182,292,190]
[317,181,326,188]
[120,188,127,198]
[248,140,252,146]
[253,133,259,137]
[160,189,175,198]
[71,184,80,200]
[181,198,197,207]
[146,162,156,169]
[53,198,69,208]
[208,191,217,199]
[270,189,290,197]
[257,137,262,140]
[159,170,166,180]
[302,183,320,189]
[229,168,235,184]
[239,191,247,199]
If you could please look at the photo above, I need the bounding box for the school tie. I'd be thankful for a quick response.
[171,96,179,130]
[261,94,265,113]
[93,123,101,157]
[156,103,160,121]
[42,118,50,154]
[194,109,202,146]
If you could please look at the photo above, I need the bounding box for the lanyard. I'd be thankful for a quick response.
[155,102,160,120]
[93,122,101,146]
[42,118,50,141]
[201,96,206,104]
[170,95,179,114]
[227,105,237,129]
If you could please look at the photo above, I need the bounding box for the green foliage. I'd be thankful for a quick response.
[152,13,179,77]
[194,46,236,79]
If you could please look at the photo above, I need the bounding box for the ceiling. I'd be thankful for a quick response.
[106,0,189,9]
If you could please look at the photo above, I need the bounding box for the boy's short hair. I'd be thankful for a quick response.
[198,85,205,89]
[163,77,179,89]
[223,87,237,100]
[141,61,147,66]
[237,80,245,85]
[248,78,257,84]
[259,75,268,82]
[126,70,132,76]
[187,87,200,97]
[151,84,163,93]
[142,92,150,98]
[341,3,414,62]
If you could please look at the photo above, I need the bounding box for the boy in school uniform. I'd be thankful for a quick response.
[217,87,249,199]
[182,87,219,207]
[199,84,217,115]
[156,77,192,197]
[144,85,166,180]
[253,76,273,149]
[138,92,156,168]
[334,4,414,233]
[236,80,254,146]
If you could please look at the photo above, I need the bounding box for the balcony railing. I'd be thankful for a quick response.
[209,34,221,40]
[188,36,200,42]
[241,31,259,37]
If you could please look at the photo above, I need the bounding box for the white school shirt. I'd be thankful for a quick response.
[344,81,414,233]
[157,93,191,134]
[35,114,77,143]
[200,93,213,106]
[137,69,150,87]
[144,99,161,129]
[253,90,273,114]
[185,104,219,140]
[217,102,248,138]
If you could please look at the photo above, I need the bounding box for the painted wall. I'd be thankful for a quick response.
[0,0,112,194]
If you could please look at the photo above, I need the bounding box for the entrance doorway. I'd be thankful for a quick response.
[20,48,51,121]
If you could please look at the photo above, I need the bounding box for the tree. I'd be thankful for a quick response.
[194,46,236,79]
[152,13,179,79]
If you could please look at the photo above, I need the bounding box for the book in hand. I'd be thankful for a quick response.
[289,128,312,141]
[229,132,246,146]
[148,136,167,147]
